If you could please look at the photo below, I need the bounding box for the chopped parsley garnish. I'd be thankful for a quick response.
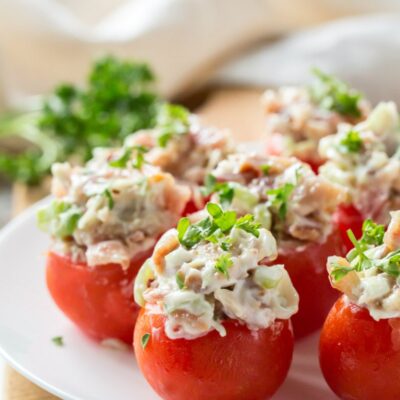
[176,203,260,250]
[260,164,270,176]
[131,145,149,169]
[156,103,190,148]
[141,333,151,349]
[236,214,260,238]
[339,130,363,153]
[176,273,185,289]
[360,219,385,246]
[202,174,235,207]
[37,200,82,239]
[267,183,295,220]
[52,336,64,347]
[330,220,394,281]
[109,147,132,168]
[309,68,362,118]
[215,253,233,277]
[103,189,114,210]
[108,145,148,169]
[330,265,355,282]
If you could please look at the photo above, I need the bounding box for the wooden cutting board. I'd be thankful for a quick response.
[4,87,265,400]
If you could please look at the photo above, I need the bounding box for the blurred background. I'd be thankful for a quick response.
[1,0,400,228]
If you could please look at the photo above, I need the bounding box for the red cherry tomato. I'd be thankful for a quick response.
[265,133,322,173]
[265,226,346,338]
[46,249,152,344]
[134,307,294,400]
[320,295,400,400]
[333,204,364,252]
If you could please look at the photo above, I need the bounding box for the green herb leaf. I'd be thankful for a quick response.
[131,145,149,169]
[215,253,233,278]
[202,174,217,196]
[156,103,190,148]
[177,217,190,242]
[141,333,151,349]
[206,202,223,218]
[214,210,237,233]
[360,219,385,246]
[340,130,363,153]
[236,214,261,238]
[267,183,295,220]
[330,265,355,281]
[309,68,362,117]
[260,164,270,176]
[52,336,64,347]
[103,189,114,210]
[109,147,132,168]
[201,175,235,207]
[37,200,82,239]
[176,273,185,289]
[381,252,400,277]
[0,56,159,185]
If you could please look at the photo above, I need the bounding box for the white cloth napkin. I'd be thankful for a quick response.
[1,0,400,110]
[217,13,400,105]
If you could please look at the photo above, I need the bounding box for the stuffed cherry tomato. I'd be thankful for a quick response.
[135,308,293,400]
[47,249,151,343]
[320,297,400,400]
[38,151,190,343]
[319,101,400,249]
[320,213,400,400]
[273,226,345,338]
[262,71,369,174]
[134,204,299,400]
[210,152,347,338]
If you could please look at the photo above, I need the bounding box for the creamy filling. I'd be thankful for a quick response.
[319,102,400,224]
[328,211,400,320]
[38,155,190,268]
[262,85,369,163]
[135,206,299,339]
[124,117,233,185]
[210,152,345,243]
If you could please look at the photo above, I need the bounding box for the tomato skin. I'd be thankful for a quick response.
[265,133,322,173]
[266,226,346,339]
[320,296,400,400]
[333,204,364,252]
[134,307,294,400]
[46,249,152,344]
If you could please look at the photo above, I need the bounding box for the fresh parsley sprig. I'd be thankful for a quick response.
[309,68,362,118]
[267,183,295,221]
[330,220,392,281]
[156,103,190,148]
[215,253,233,277]
[339,130,363,153]
[109,145,149,169]
[0,56,161,185]
[176,203,261,250]
[202,174,235,207]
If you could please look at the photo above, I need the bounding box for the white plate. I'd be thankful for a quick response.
[0,198,336,400]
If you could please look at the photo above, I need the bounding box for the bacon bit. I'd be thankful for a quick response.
[239,161,263,179]
[152,236,179,274]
